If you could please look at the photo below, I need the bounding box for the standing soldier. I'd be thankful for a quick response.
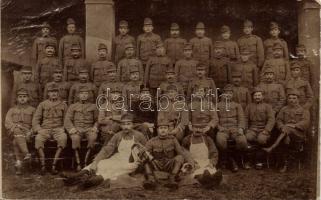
[117,43,144,83]
[43,67,71,104]
[63,44,88,83]
[69,68,97,104]
[285,62,313,109]
[164,23,186,63]
[64,86,98,170]
[232,48,258,90]
[219,25,240,62]
[35,41,60,90]
[216,84,248,172]
[32,22,57,64]
[144,43,172,95]
[188,64,216,99]
[190,22,213,71]
[261,43,290,86]
[258,67,286,114]
[209,41,231,90]
[5,88,35,175]
[230,71,251,111]
[264,22,289,60]
[159,67,184,96]
[263,89,310,173]
[12,66,41,108]
[91,43,116,87]
[175,43,198,94]
[113,20,136,63]
[237,20,264,68]
[98,66,123,97]
[137,18,162,67]
[32,83,68,175]
[244,87,275,169]
[59,18,84,64]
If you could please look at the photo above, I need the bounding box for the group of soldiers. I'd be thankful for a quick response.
[5,16,315,190]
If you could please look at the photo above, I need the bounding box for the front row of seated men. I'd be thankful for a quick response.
[5,80,310,190]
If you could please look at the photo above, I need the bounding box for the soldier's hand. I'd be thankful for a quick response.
[26,130,33,141]
[91,126,98,133]
[203,125,211,133]
[69,128,78,135]
[238,128,244,135]
[261,130,269,136]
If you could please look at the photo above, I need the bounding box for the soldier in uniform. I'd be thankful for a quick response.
[64,86,98,170]
[63,44,88,83]
[219,25,240,62]
[258,67,286,114]
[113,20,136,63]
[43,67,71,104]
[263,89,310,173]
[189,22,213,71]
[216,84,248,172]
[98,66,123,97]
[244,87,275,169]
[230,71,251,111]
[91,43,116,87]
[159,67,184,96]
[264,22,289,60]
[187,64,216,100]
[12,66,41,108]
[144,43,172,95]
[5,88,35,175]
[137,18,162,66]
[285,62,313,109]
[35,41,60,90]
[69,68,97,104]
[232,47,258,90]
[59,18,84,64]
[209,41,231,90]
[117,43,144,83]
[164,23,186,63]
[142,118,194,190]
[32,83,68,175]
[175,43,198,93]
[261,43,290,86]
[32,22,57,64]
[237,20,264,68]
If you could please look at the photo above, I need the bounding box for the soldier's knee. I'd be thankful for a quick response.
[216,132,228,150]
[35,134,46,149]
[245,130,256,142]
[257,134,269,145]
[174,155,184,164]
[235,135,248,150]
[71,134,81,149]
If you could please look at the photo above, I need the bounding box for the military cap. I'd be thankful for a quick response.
[98,43,107,50]
[79,67,89,73]
[243,20,253,27]
[296,44,306,51]
[121,113,134,122]
[141,87,150,92]
[47,83,59,91]
[119,20,129,27]
[106,66,117,72]
[45,41,56,48]
[157,118,170,126]
[183,43,193,50]
[223,84,234,92]
[272,43,283,50]
[16,88,29,96]
[129,65,140,73]
[71,44,81,50]
[196,63,206,70]
[156,42,164,49]
[290,61,301,70]
[196,22,205,29]
[144,18,153,25]
[166,84,178,92]
[240,47,251,55]
[221,25,230,33]
[263,67,274,74]
[110,85,122,93]
[192,115,210,127]
[41,22,51,29]
[20,65,32,72]
[287,89,300,97]
[165,67,175,74]
[170,23,179,30]
[231,71,242,77]
[270,22,280,30]
[66,18,76,25]
[213,41,225,48]
[79,85,90,92]
[125,43,135,49]
[53,66,63,73]
[252,87,264,95]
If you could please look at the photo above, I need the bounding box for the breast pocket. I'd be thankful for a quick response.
[295,111,303,122]
[12,112,21,123]
[23,110,34,124]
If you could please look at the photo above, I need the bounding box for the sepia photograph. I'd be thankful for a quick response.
[1,0,320,199]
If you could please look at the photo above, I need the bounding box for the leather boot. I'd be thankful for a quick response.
[279,160,288,173]
[63,170,90,186]
[40,165,46,176]
[143,174,157,190]
[164,174,178,190]
[230,158,238,172]
[15,161,22,175]
[78,175,105,190]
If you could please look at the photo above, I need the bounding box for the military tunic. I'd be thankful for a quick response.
[91,59,116,87]
[285,78,313,109]
[232,61,258,89]
[32,36,57,63]
[295,58,314,88]
[209,57,231,90]
[159,81,184,96]
[187,77,217,99]
[257,82,286,114]
[264,37,289,60]
[189,37,213,64]
[12,81,41,108]
[232,85,252,111]
[114,34,136,63]
[43,81,71,103]
[189,99,219,130]
[117,58,144,83]
[261,58,290,86]
[164,37,186,62]
[220,39,240,61]
[68,82,97,104]
[137,32,162,65]
[58,34,84,63]
[175,58,198,91]
[63,58,88,83]
[144,56,172,89]
[35,56,60,86]
[237,34,264,67]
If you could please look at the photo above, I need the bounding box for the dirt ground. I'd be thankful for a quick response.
[2,167,316,200]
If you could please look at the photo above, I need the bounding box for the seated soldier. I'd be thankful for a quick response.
[32,83,68,175]
[216,84,248,172]
[231,71,251,111]
[244,87,275,169]
[182,115,222,189]
[142,118,194,190]
[263,89,310,173]
[64,86,98,170]
[63,113,147,189]
[98,65,123,97]
[5,88,35,175]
